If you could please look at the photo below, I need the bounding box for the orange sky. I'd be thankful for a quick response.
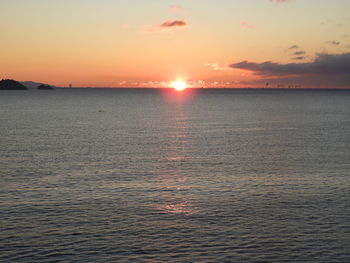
[1,0,349,88]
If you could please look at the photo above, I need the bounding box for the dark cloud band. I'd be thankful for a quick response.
[230,53,350,76]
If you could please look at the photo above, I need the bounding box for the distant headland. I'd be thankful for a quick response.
[0,79,55,90]
[0,79,28,90]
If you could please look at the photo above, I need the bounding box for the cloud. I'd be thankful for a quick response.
[293,56,306,60]
[230,52,350,76]
[240,21,255,29]
[293,51,306,55]
[288,48,306,60]
[288,45,300,50]
[170,5,185,13]
[160,20,187,28]
[230,53,350,88]
[142,20,189,34]
[327,40,340,46]
[205,63,232,71]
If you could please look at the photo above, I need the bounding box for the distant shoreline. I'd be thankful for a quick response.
[2,87,349,91]
[45,87,350,91]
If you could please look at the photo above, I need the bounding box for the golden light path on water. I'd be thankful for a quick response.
[155,93,199,215]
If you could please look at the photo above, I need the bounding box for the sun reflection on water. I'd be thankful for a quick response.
[153,104,199,216]
[158,201,198,215]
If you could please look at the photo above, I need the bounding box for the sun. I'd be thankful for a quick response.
[171,80,187,91]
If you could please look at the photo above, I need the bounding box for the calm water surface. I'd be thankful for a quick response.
[1,89,350,262]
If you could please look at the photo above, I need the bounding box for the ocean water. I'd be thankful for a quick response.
[1,88,350,262]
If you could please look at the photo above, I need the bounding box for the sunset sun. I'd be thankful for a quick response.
[172,80,187,91]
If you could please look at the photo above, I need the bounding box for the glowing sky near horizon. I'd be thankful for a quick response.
[0,0,349,87]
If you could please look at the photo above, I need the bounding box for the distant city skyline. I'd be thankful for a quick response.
[1,0,349,88]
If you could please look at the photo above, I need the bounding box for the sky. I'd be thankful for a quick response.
[1,0,349,88]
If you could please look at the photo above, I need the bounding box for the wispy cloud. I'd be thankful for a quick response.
[170,5,185,13]
[240,21,255,29]
[327,40,340,46]
[160,20,187,28]
[293,51,306,55]
[321,19,347,29]
[288,45,300,50]
[142,20,189,34]
[293,56,306,60]
[205,63,232,71]
[287,46,306,60]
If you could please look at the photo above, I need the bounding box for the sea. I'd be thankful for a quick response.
[1,88,350,262]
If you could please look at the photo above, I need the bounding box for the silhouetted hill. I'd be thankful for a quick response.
[37,84,54,90]
[0,79,28,90]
